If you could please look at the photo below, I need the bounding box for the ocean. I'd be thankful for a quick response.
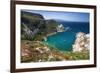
[43,21,89,51]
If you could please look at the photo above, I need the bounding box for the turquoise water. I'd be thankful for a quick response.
[43,21,89,51]
[44,31,76,51]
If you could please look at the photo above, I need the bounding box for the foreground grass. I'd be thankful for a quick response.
[21,40,89,63]
[63,50,89,60]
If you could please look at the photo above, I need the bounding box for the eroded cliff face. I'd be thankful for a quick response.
[21,11,59,40]
[73,32,90,52]
[21,11,45,40]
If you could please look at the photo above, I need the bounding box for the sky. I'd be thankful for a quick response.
[22,9,90,22]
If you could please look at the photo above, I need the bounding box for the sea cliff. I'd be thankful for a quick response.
[73,32,90,52]
[21,11,89,62]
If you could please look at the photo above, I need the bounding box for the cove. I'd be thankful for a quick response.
[43,21,89,51]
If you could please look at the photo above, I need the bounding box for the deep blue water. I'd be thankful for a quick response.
[61,21,89,34]
[43,21,89,51]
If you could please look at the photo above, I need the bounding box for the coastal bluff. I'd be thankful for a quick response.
[73,32,90,52]
[21,11,64,41]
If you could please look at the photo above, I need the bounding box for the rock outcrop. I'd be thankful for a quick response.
[21,11,59,40]
[73,32,90,52]
[57,24,65,32]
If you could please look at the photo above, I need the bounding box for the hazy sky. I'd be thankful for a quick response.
[22,9,90,22]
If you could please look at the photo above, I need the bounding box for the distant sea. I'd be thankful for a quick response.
[43,21,89,51]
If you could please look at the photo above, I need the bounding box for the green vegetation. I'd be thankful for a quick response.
[21,11,58,41]
[21,40,89,62]
[21,11,89,63]
[63,50,89,60]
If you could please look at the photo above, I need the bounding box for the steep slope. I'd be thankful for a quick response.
[21,11,59,40]
[21,11,46,40]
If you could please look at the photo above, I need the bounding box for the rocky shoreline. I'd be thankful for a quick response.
[73,32,90,52]
[21,11,90,63]
[43,24,66,41]
[46,32,57,37]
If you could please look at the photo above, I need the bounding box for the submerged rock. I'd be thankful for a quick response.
[73,32,90,52]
